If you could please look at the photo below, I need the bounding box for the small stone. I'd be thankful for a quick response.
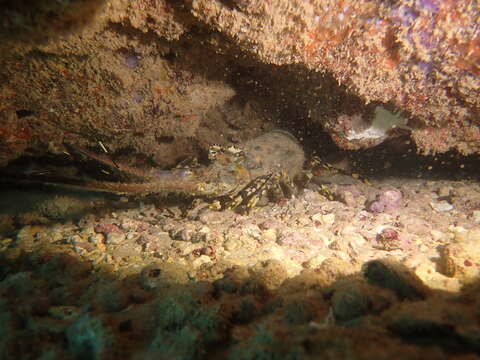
[341,190,356,207]
[297,216,310,226]
[111,243,139,260]
[105,254,113,264]
[328,239,348,252]
[169,226,196,242]
[343,233,366,248]
[262,228,277,242]
[437,186,451,198]
[224,234,256,253]
[106,232,126,245]
[472,210,480,224]
[276,230,306,247]
[156,232,173,242]
[430,201,454,212]
[224,236,241,252]
[303,254,327,269]
[258,219,276,230]
[430,230,444,242]
[79,225,96,238]
[419,244,429,252]
[120,218,138,231]
[190,231,206,243]
[369,188,403,213]
[199,208,234,225]
[337,187,366,208]
[95,223,121,234]
[323,213,336,226]
[73,241,96,254]
[302,189,323,203]
[139,203,158,218]
[88,233,105,245]
[65,234,84,245]
[138,233,172,254]
[78,214,96,229]
[175,241,199,256]
[192,255,212,268]
[375,228,401,251]
[311,213,335,227]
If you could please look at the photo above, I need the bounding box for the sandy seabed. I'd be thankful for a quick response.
[1,171,480,359]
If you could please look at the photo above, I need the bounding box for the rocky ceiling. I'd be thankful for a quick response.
[0,0,478,168]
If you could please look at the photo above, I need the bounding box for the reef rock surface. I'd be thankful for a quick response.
[0,0,478,166]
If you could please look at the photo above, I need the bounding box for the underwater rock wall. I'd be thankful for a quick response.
[0,0,479,166]
[0,0,239,167]
[190,0,480,154]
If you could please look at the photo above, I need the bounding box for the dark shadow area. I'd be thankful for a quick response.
[346,138,480,182]
[1,239,480,359]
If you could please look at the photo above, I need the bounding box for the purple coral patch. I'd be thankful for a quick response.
[369,188,404,213]
[392,5,419,27]
[132,91,143,103]
[418,61,433,75]
[94,222,121,234]
[415,0,440,13]
[124,53,141,69]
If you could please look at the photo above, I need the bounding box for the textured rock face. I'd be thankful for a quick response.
[0,0,479,166]
[189,0,480,154]
[0,0,239,167]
